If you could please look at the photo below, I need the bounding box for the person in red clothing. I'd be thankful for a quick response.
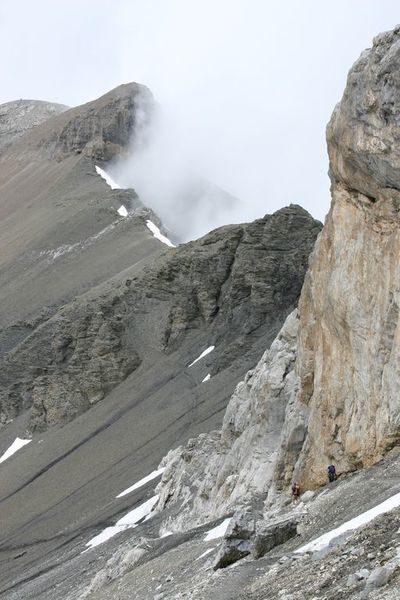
[291,482,300,503]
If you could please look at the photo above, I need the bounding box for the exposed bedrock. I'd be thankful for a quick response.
[155,27,400,529]
[292,26,400,487]
[0,99,68,153]
[156,310,300,530]
[0,206,320,431]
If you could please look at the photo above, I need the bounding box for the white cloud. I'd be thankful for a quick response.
[1,1,400,236]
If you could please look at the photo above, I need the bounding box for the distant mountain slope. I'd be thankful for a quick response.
[0,83,160,339]
[0,204,321,432]
[0,99,68,154]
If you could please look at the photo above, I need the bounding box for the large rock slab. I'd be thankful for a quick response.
[252,518,298,559]
[286,26,400,488]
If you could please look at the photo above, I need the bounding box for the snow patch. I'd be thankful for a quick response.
[146,220,176,248]
[188,346,215,368]
[117,205,128,217]
[204,518,231,541]
[0,438,31,464]
[202,373,211,382]
[85,495,159,550]
[160,530,173,538]
[95,165,121,190]
[196,547,216,560]
[296,491,400,554]
[116,467,166,498]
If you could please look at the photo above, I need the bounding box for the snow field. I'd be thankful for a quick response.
[85,494,159,550]
[204,518,232,541]
[196,547,216,560]
[95,165,121,190]
[118,205,128,217]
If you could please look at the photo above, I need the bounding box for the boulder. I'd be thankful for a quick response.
[365,564,397,589]
[212,539,252,570]
[224,510,256,540]
[301,490,316,503]
[252,518,298,559]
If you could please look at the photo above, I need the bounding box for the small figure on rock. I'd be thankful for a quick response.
[327,464,337,483]
[291,482,300,503]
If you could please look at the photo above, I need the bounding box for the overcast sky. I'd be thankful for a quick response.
[1,1,399,231]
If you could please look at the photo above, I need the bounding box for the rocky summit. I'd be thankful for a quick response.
[0,99,68,154]
[1,24,400,600]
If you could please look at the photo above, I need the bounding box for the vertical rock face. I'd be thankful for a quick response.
[288,26,400,487]
[155,27,400,528]
[156,310,299,530]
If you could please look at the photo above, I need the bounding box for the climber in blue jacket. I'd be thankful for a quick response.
[327,464,337,483]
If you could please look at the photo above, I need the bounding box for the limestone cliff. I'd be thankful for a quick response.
[289,25,400,487]
[155,26,400,529]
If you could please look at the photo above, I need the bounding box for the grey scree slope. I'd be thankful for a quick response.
[0,83,321,596]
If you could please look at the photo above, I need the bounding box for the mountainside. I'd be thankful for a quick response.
[0,82,322,598]
[93,25,400,600]
[0,205,320,433]
[3,25,400,600]
[154,24,400,523]
[0,99,68,154]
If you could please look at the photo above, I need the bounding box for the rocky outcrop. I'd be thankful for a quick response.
[155,26,400,530]
[283,26,400,488]
[0,99,67,153]
[0,206,321,431]
[156,310,299,529]
[212,511,297,569]
[251,517,298,559]
[51,83,153,161]
[212,511,255,569]
[5,83,153,162]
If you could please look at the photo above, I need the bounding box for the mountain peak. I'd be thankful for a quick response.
[0,98,68,154]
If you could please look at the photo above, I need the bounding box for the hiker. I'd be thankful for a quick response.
[291,482,300,502]
[327,464,337,483]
